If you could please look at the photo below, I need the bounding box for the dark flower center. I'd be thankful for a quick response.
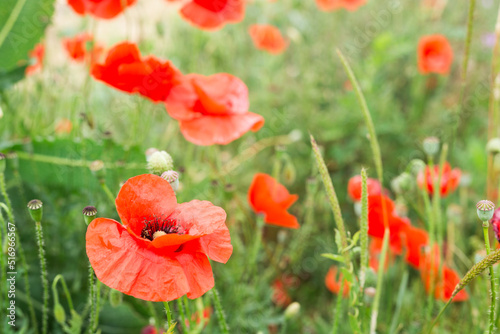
[141,216,181,241]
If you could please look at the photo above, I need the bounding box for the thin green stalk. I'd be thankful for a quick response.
[332,283,345,334]
[177,298,188,332]
[35,221,49,334]
[370,228,390,334]
[99,181,115,205]
[146,302,161,329]
[247,214,265,279]
[163,301,173,329]
[359,169,369,291]
[483,222,497,334]
[388,270,409,334]
[425,298,454,334]
[52,274,75,312]
[93,280,102,331]
[336,48,389,334]
[211,288,230,334]
[87,264,95,334]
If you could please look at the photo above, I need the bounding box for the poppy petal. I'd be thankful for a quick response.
[86,218,190,301]
[116,174,178,236]
[174,245,214,299]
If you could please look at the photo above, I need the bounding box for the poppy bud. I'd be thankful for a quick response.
[54,303,66,324]
[282,156,296,185]
[27,199,43,222]
[487,138,500,155]
[82,206,97,226]
[408,159,426,175]
[0,153,6,173]
[288,129,302,142]
[477,200,495,223]
[391,172,413,195]
[109,288,123,307]
[284,302,300,319]
[423,137,440,156]
[160,170,179,191]
[147,151,174,175]
[459,172,472,187]
[494,155,500,174]
[145,147,159,161]
[89,160,106,181]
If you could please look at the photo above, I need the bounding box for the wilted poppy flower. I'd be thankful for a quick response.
[417,35,453,75]
[62,33,103,63]
[247,173,299,229]
[92,42,183,102]
[420,248,468,302]
[68,0,137,19]
[347,175,382,201]
[165,73,264,145]
[177,0,245,31]
[26,43,44,75]
[86,174,233,302]
[249,24,288,55]
[417,162,461,197]
[325,266,350,297]
[315,0,366,12]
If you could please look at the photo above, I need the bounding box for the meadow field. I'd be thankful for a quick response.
[1,0,500,333]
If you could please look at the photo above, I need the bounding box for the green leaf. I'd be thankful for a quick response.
[0,0,55,72]
[321,253,345,263]
[0,65,27,90]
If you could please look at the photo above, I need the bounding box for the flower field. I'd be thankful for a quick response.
[1,0,500,333]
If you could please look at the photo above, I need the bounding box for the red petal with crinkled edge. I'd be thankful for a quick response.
[68,0,137,19]
[248,173,299,229]
[191,73,249,115]
[178,112,264,146]
[165,200,233,263]
[116,174,177,236]
[174,242,214,299]
[179,0,245,31]
[86,218,190,301]
[403,226,429,268]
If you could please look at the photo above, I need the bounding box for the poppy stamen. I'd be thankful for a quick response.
[141,216,181,241]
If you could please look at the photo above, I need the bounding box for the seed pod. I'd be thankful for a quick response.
[27,199,43,223]
[82,206,97,226]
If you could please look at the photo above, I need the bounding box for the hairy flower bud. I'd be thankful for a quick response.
[487,138,500,154]
[147,151,174,175]
[27,199,43,222]
[391,172,413,194]
[408,159,426,175]
[423,137,440,156]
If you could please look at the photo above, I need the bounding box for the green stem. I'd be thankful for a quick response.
[212,288,230,334]
[248,214,265,279]
[163,301,173,329]
[99,181,115,204]
[177,298,188,332]
[425,297,454,334]
[370,228,390,334]
[332,282,345,334]
[388,270,409,334]
[93,280,102,331]
[88,264,95,334]
[35,221,49,334]
[483,222,497,334]
[359,169,369,291]
[52,274,75,312]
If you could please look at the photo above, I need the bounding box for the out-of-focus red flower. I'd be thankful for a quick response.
[491,208,500,243]
[417,162,461,197]
[186,306,212,328]
[315,0,366,12]
[92,42,183,102]
[271,279,292,307]
[26,43,44,75]
[178,0,245,31]
[68,0,136,19]
[249,24,288,55]
[248,173,299,229]
[418,35,453,75]
[62,33,103,63]
[347,175,382,201]
[141,326,163,334]
[55,118,73,134]
[403,226,429,268]
[420,247,468,302]
[368,237,397,272]
[325,266,350,297]
[86,174,233,302]
[165,73,264,145]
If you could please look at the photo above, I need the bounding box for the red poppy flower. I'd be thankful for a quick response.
[248,24,288,55]
[325,266,350,297]
[26,43,44,75]
[369,237,396,272]
[86,174,233,302]
[491,208,500,243]
[92,42,183,102]
[347,175,382,201]
[417,162,461,197]
[420,248,468,302]
[247,173,299,229]
[68,0,137,19]
[417,35,453,75]
[315,0,366,12]
[141,326,163,334]
[402,226,429,268]
[165,73,264,145]
[62,33,103,64]
[178,0,245,31]
[186,306,212,328]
